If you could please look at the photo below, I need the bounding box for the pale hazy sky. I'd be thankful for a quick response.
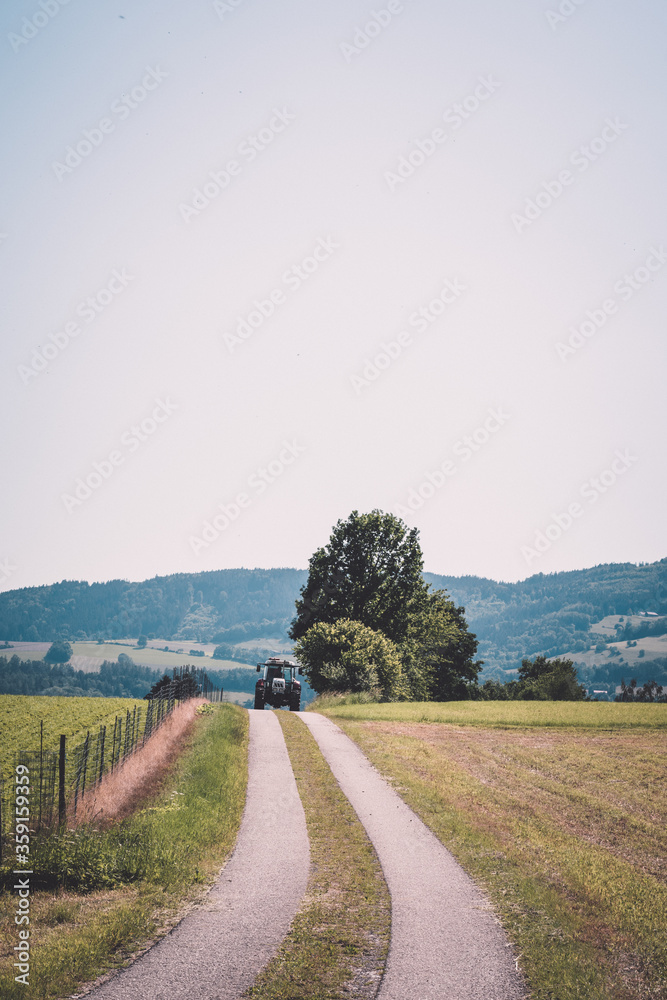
[1,0,666,590]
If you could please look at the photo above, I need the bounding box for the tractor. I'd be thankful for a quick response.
[254,657,303,711]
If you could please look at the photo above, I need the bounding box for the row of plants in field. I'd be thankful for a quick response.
[1,699,174,860]
[0,695,145,779]
[1,667,223,772]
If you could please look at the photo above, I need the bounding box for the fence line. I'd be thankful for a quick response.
[0,665,222,857]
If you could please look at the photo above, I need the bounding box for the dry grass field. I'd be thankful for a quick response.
[320,700,667,1000]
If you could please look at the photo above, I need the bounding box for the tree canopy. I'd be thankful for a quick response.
[44,639,73,663]
[291,510,481,701]
[401,589,482,700]
[616,677,666,702]
[294,619,403,700]
[289,510,428,644]
[515,655,586,701]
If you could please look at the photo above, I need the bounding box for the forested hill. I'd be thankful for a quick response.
[426,559,667,674]
[1,559,665,676]
[0,569,307,645]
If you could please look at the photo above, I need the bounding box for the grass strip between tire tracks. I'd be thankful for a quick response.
[0,703,248,1000]
[244,711,391,1000]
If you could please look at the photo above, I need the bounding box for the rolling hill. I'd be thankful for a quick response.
[1,559,666,687]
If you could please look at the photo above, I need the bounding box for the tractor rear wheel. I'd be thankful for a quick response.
[254,689,264,710]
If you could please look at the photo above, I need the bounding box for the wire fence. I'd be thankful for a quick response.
[1,666,222,859]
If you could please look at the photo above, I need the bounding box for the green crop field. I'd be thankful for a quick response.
[0,703,248,1000]
[319,698,667,1000]
[0,695,144,779]
[316,697,667,729]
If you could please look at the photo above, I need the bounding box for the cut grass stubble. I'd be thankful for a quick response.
[325,706,667,1000]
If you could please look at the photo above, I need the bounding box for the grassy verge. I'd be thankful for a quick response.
[244,711,391,1000]
[322,704,666,1000]
[0,703,248,1000]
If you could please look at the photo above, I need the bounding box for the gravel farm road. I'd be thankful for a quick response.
[86,710,526,1000]
[86,710,309,1000]
[300,712,527,1000]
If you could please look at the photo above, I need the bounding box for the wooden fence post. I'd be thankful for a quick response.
[58,735,66,828]
[98,726,106,784]
[81,731,90,803]
[39,720,43,831]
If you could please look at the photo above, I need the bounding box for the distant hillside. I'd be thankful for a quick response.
[1,559,666,683]
[425,559,667,678]
[0,569,307,645]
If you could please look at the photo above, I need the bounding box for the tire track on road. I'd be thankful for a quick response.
[300,712,527,1000]
[87,710,309,1000]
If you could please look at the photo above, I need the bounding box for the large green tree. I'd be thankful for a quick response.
[289,510,428,644]
[290,509,481,702]
[401,589,482,700]
[293,619,403,700]
[516,655,586,700]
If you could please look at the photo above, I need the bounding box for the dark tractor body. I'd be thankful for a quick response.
[254,657,303,711]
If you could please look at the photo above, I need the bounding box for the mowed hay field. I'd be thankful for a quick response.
[4,642,252,672]
[320,700,667,1000]
[69,643,234,670]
